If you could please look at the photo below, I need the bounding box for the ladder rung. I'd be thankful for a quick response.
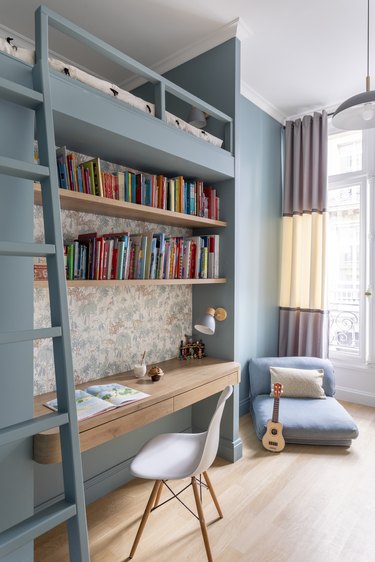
[0,241,55,257]
[0,155,49,181]
[0,412,69,448]
[0,77,43,109]
[0,327,62,345]
[0,500,77,558]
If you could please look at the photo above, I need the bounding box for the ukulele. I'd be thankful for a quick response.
[262,382,285,452]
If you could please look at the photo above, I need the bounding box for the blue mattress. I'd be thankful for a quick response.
[252,394,359,446]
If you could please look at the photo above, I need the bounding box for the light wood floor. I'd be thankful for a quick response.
[35,401,375,562]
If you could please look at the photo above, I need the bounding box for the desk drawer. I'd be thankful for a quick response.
[79,398,174,454]
[34,398,174,464]
[174,371,239,411]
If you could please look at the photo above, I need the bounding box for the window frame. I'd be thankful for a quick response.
[327,126,375,367]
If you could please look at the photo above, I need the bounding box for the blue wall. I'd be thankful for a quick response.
[236,95,282,414]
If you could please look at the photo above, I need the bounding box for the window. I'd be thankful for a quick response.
[327,128,375,364]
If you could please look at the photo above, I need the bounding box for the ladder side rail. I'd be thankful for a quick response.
[34,8,90,562]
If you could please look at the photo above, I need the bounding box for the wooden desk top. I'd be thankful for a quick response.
[33,357,240,464]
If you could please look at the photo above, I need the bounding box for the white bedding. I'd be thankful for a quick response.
[0,37,223,148]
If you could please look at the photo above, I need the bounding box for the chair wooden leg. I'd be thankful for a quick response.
[153,480,164,508]
[191,476,213,562]
[129,480,162,559]
[203,470,223,519]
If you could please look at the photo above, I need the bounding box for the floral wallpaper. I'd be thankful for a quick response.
[33,206,192,395]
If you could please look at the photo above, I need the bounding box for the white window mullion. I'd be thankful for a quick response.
[359,176,368,363]
[366,174,375,364]
[363,129,375,364]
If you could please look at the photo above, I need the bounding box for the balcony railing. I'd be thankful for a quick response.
[329,305,359,352]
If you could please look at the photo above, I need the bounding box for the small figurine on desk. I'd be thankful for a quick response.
[179,335,205,360]
[148,365,164,382]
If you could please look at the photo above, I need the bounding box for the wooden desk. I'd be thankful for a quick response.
[33,357,240,464]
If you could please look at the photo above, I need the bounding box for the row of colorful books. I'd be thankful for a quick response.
[56,147,220,220]
[63,231,220,281]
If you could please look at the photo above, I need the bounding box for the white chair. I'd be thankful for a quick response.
[129,385,233,562]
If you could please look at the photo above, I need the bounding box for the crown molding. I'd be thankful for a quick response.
[285,102,339,123]
[236,18,253,43]
[240,80,286,124]
[118,17,250,91]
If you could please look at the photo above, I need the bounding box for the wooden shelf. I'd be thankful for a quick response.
[34,278,227,288]
[34,184,227,228]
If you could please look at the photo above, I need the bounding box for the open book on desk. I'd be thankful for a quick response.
[45,383,150,421]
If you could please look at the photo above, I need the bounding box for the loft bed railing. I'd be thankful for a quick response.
[34,5,233,154]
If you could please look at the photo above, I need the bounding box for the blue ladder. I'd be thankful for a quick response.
[0,8,90,562]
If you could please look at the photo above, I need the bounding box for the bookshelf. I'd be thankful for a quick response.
[34,182,226,286]
[25,24,238,401]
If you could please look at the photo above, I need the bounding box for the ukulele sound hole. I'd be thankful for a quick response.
[271,429,278,435]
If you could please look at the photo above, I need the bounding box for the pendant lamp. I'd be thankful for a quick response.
[332,0,375,130]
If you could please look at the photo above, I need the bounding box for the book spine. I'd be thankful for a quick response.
[57,160,68,189]
[67,243,74,280]
[92,159,103,197]
[111,246,118,280]
[168,179,175,212]
[73,240,80,279]
[136,174,143,205]
[80,244,87,279]
[201,246,208,279]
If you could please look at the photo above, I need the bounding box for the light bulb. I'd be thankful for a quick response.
[362,103,375,121]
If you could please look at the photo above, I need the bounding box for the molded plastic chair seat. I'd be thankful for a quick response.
[131,431,207,480]
[128,385,233,562]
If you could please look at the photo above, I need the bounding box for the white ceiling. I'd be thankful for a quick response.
[1,0,372,123]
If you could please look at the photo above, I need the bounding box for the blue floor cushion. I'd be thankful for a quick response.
[249,356,359,447]
[252,395,359,446]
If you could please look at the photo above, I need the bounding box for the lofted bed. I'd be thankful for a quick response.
[0,16,235,182]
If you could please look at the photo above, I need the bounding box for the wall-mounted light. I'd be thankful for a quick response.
[188,107,208,129]
[194,307,227,335]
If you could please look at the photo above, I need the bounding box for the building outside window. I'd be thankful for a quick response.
[327,127,375,365]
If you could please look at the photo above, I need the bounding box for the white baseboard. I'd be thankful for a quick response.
[335,386,375,407]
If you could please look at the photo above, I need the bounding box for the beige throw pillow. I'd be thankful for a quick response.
[270,366,326,399]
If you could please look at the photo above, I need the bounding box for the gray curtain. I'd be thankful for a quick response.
[278,111,328,357]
